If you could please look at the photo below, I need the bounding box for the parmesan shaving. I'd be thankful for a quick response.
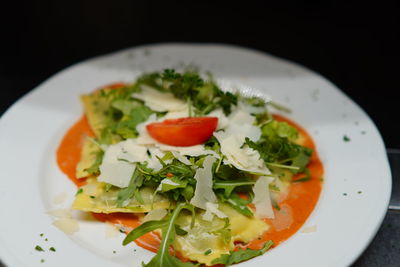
[52,192,68,205]
[156,178,180,192]
[105,222,120,238]
[190,156,217,210]
[97,142,136,188]
[252,176,275,219]
[302,225,317,233]
[171,151,192,165]
[202,202,227,221]
[133,85,187,112]
[143,209,168,222]
[52,218,79,235]
[118,139,148,163]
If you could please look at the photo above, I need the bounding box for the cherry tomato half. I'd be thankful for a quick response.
[146,117,218,147]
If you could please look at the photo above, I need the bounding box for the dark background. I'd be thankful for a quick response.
[1,1,399,148]
[1,1,399,266]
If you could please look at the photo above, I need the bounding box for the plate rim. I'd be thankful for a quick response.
[0,42,392,267]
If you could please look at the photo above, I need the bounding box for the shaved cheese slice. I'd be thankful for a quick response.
[105,222,120,238]
[48,208,80,235]
[118,139,148,163]
[171,151,192,165]
[146,147,165,171]
[253,176,275,219]
[156,178,180,192]
[190,156,217,209]
[52,218,79,234]
[97,143,136,188]
[202,202,227,221]
[216,134,270,174]
[52,192,68,205]
[208,109,229,129]
[302,225,317,233]
[237,101,266,114]
[136,114,158,145]
[158,144,219,158]
[133,85,187,112]
[163,110,190,119]
[47,209,72,218]
[143,208,168,222]
[229,108,256,125]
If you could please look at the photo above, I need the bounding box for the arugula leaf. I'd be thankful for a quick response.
[217,192,253,217]
[159,177,188,193]
[175,224,188,236]
[84,150,104,175]
[214,180,256,197]
[123,219,168,245]
[143,203,198,267]
[111,99,142,115]
[116,169,144,207]
[211,240,274,266]
[262,120,298,140]
[214,164,245,181]
[292,168,311,183]
[245,119,313,174]
[210,217,231,245]
[135,69,237,116]
[114,105,153,139]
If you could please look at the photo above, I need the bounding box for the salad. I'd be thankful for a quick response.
[57,69,323,266]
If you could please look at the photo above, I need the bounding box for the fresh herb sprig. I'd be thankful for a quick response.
[123,203,198,267]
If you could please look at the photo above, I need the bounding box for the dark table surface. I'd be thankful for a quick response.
[1,1,399,266]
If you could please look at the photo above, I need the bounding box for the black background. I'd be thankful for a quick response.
[1,1,399,150]
[1,0,399,149]
[1,1,399,266]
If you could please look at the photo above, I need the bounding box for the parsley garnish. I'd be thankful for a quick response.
[35,245,44,252]
[343,135,351,142]
[204,249,212,255]
[49,247,56,252]
[75,188,83,195]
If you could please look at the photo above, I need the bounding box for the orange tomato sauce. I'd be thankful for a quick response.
[56,112,323,256]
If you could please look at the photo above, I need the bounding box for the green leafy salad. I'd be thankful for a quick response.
[71,69,313,266]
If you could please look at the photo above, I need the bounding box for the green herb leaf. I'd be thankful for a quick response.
[49,247,56,252]
[217,192,253,217]
[204,249,212,255]
[75,188,83,196]
[84,150,104,175]
[214,180,256,197]
[292,168,311,183]
[159,177,188,193]
[245,119,313,174]
[138,203,198,267]
[123,219,168,245]
[116,169,144,207]
[135,69,237,116]
[175,224,188,236]
[211,240,274,266]
[35,245,44,252]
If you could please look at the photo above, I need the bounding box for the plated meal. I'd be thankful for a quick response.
[56,69,323,266]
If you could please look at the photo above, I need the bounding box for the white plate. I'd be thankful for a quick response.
[0,43,391,267]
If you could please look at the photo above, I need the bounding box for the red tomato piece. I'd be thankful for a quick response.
[146,117,218,146]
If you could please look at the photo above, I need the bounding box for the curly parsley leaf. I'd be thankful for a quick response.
[211,240,274,266]
[245,119,312,173]
[135,69,237,116]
